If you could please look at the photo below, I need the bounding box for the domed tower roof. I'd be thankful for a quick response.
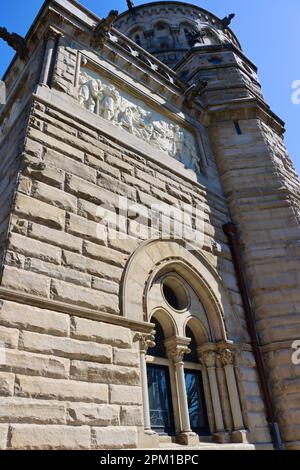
[115,1,241,68]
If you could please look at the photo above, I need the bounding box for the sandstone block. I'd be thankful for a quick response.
[107,230,139,254]
[33,181,77,213]
[45,149,96,183]
[66,174,119,208]
[28,127,85,162]
[83,240,127,267]
[21,331,112,363]
[105,154,134,174]
[16,375,108,403]
[29,222,82,253]
[71,317,132,348]
[27,166,65,189]
[8,232,61,265]
[0,398,66,424]
[0,424,8,450]
[67,404,119,426]
[109,385,142,405]
[97,174,136,200]
[62,251,122,282]
[120,406,143,426]
[85,154,120,179]
[45,123,102,159]
[0,373,14,396]
[18,176,32,195]
[0,326,19,349]
[92,426,137,449]
[14,194,65,230]
[71,361,140,386]
[135,168,166,190]
[51,279,119,313]
[92,278,119,295]
[113,349,139,367]
[122,173,150,192]
[77,198,104,222]
[28,258,91,287]
[3,350,69,379]
[1,267,50,297]
[66,213,104,244]
[24,138,43,158]
[9,424,90,450]
[0,300,70,337]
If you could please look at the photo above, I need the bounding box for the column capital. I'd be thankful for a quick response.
[134,332,155,353]
[170,345,191,364]
[165,336,191,364]
[44,26,63,42]
[218,348,235,366]
[201,350,217,368]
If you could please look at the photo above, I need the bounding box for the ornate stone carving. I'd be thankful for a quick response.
[184,79,208,108]
[170,345,191,364]
[126,0,135,11]
[201,350,217,368]
[92,10,119,49]
[219,348,235,366]
[78,68,201,175]
[135,332,155,353]
[0,27,28,60]
[220,14,235,31]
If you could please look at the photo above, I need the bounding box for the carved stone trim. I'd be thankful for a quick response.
[170,345,191,364]
[219,348,235,367]
[201,350,217,368]
[135,332,156,353]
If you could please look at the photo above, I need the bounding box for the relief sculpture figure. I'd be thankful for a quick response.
[78,70,201,176]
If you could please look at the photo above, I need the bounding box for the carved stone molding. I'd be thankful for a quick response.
[219,348,235,367]
[135,332,155,353]
[169,345,191,364]
[201,350,217,368]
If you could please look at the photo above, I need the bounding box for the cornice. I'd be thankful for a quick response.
[0,287,154,333]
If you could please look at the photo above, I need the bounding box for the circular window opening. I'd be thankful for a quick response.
[162,277,189,311]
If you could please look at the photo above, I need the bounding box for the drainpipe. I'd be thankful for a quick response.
[223,222,284,450]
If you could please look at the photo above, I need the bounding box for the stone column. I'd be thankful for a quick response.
[172,345,191,433]
[219,348,248,443]
[135,332,155,431]
[143,30,154,50]
[39,28,60,87]
[200,349,225,436]
[166,337,198,446]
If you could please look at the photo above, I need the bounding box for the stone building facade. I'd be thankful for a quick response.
[0,0,299,450]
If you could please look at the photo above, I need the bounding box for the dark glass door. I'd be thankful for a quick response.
[147,364,175,435]
[184,369,210,435]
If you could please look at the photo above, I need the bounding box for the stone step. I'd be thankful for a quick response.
[158,443,255,450]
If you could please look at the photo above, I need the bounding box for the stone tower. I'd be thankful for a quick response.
[0,0,299,450]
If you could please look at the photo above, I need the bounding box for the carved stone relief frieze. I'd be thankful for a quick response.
[77,66,201,176]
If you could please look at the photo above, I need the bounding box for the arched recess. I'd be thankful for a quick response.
[184,316,209,346]
[121,239,242,342]
[150,308,177,338]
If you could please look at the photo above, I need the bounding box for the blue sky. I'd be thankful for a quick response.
[0,0,299,174]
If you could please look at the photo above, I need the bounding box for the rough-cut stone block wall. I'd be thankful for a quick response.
[0,111,29,275]
[210,117,300,448]
[0,92,272,447]
[0,299,141,450]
